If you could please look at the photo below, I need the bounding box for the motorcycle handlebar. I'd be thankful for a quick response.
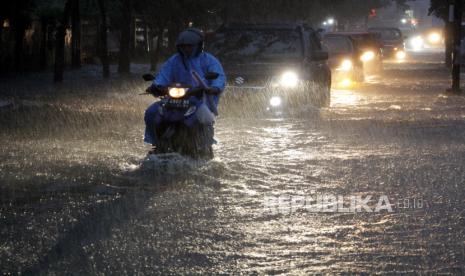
[145,86,219,98]
[186,87,204,97]
[187,87,220,96]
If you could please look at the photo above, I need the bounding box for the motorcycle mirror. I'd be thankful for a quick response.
[205,72,219,80]
[142,74,155,81]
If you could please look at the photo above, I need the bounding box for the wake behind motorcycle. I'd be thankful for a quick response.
[142,72,220,159]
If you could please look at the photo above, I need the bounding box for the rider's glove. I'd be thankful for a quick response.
[146,84,167,96]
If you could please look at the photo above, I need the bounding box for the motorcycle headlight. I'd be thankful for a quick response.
[279,71,299,88]
[338,59,353,71]
[168,87,186,98]
[360,51,375,62]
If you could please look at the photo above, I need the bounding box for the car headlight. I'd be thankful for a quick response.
[396,50,406,60]
[360,51,375,62]
[168,87,186,98]
[279,71,299,88]
[338,59,353,71]
[339,78,353,88]
[269,96,282,107]
[428,32,441,44]
[410,36,424,50]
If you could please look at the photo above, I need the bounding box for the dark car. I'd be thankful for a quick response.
[339,32,384,74]
[322,33,364,87]
[206,23,331,109]
[368,27,406,60]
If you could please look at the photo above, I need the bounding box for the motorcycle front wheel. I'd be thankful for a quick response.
[155,123,214,159]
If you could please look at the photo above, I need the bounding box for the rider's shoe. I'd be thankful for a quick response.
[148,146,158,155]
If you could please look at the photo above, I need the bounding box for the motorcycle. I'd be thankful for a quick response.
[142,72,220,159]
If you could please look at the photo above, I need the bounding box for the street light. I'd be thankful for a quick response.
[327,18,335,25]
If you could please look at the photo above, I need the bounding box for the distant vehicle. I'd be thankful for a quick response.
[423,28,444,49]
[410,28,444,50]
[322,33,364,88]
[326,32,383,76]
[368,27,406,60]
[406,28,444,52]
[206,23,331,109]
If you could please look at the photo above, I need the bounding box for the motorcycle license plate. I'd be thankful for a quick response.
[166,99,190,108]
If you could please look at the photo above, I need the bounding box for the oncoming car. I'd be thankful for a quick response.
[406,28,444,51]
[368,27,406,60]
[345,32,384,74]
[323,33,364,88]
[206,23,331,110]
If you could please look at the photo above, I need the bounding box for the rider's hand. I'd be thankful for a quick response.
[146,84,167,96]
[188,87,203,95]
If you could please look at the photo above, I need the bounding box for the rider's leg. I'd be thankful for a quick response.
[194,102,217,144]
[144,102,161,145]
[195,102,216,125]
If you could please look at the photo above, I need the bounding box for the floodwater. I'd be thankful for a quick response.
[1,51,465,274]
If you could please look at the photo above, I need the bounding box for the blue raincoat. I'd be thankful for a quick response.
[144,52,226,145]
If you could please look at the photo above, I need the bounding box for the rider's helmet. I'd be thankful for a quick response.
[175,28,204,57]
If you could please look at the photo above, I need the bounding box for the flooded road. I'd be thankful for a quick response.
[1,51,465,274]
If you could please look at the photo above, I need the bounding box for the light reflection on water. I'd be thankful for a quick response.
[331,89,361,107]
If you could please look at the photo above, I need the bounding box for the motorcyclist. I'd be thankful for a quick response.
[144,28,226,153]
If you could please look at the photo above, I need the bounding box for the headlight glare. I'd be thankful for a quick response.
[338,59,353,71]
[410,36,424,51]
[360,51,375,62]
[396,50,406,60]
[269,96,282,107]
[428,32,441,44]
[279,71,299,88]
[340,78,353,88]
